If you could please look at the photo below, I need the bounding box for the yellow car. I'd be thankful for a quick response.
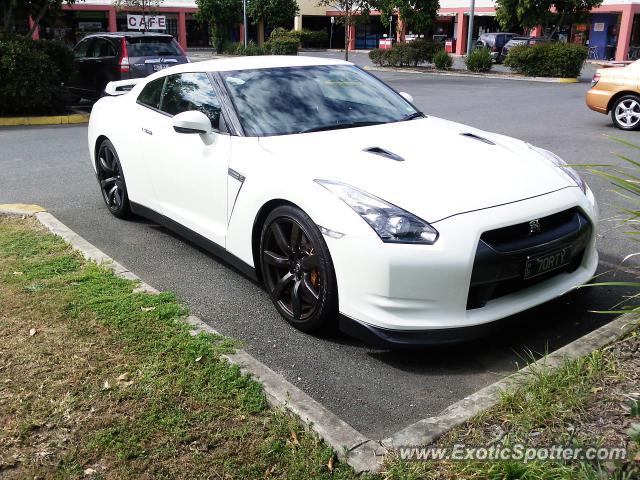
[586,61,640,130]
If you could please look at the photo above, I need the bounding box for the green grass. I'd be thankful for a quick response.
[2,216,638,479]
[0,217,370,479]
[382,346,639,480]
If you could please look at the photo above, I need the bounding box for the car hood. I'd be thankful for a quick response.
[257,117,575,223]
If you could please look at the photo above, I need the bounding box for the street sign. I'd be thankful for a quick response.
[127,14,166,30]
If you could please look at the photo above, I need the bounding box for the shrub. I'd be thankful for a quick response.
[433,49,453,70]
[504,42,587,78]
[465,47,492,72]
[368,39,437,67]
[294,29,328,48]
[0,37,74,115]
[266,36,299,55]
[369,48,385,66]
[406,38,437,65]
[234,41,268,56]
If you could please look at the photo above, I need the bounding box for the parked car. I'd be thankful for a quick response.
[586,60,640,130]
[475,33,517,61]
[89,56,598,347]
[68,32,189,100]
[500,36,548,63]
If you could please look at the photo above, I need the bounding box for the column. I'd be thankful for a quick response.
[28,16,40,40]
[455,11,467,54]
[178,11,188,50]
[108,7,117,32]
[348,23,356,51]
[294,14,303,31]
[616,5,635,61]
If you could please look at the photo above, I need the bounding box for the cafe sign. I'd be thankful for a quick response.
[127,14,166,30]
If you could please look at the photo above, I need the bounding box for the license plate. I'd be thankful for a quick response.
[153,63,169,71]
[524,248,571,279]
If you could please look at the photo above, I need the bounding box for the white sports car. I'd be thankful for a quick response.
[88,55,598,347]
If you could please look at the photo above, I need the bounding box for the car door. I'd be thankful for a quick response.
[142,72,231,247]
[92,37,119,94]
[71,37,95,94]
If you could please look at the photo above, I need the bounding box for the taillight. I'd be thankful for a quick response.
[119,38,130,73]
[492,46,499,52]
[591,72,601,87]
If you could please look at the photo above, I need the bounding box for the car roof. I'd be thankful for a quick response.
[83,32,174,39]
[163,55,352,74]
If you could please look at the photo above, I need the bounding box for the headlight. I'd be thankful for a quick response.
[315,180,439,244]
[529,145,587,194]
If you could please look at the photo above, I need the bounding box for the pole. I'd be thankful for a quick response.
[466,0,475,56]
[330,17,334,49]
[243,0,248,47]
[389,15,392,40]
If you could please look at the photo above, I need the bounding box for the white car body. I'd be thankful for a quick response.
[88,55,598,347]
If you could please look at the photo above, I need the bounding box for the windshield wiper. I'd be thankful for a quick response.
[401,112,426,121]
[299,121,385,134]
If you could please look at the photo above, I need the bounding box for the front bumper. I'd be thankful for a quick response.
[326,186,598,345]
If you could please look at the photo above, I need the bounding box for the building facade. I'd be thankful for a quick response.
[296,0,640,61]
[30,0,640,61]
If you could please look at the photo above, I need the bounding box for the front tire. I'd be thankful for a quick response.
[96,139,131,218]
[260,205,338,333]
[611,94,640,130]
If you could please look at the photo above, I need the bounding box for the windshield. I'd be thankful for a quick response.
[221,65,420,136]
[126,37,183,57]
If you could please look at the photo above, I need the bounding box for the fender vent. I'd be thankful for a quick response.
[363,146,405,162]
[460,132,495,145]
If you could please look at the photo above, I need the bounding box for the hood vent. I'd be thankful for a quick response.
[363,146,405,162]
[460,132,495,145]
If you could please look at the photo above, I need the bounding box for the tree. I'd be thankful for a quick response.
[317,0,369,60]
[372,0,439,38]
[1,0,80,38]
[196,0,242,52]
[495,0,602,39]
[247,0,298,30]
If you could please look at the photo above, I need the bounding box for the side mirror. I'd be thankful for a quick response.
[399,91,414,103]
[172,110,214,135]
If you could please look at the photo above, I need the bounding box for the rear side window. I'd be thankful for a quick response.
[74,38,93,59]
[126,37,182,57]
[93,37,117,57]
[159,73,221,128]
[137,77,166,110]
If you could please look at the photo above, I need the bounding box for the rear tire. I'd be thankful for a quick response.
[96,139,131,219]
[259,205,338,333]
[611,94,640,130]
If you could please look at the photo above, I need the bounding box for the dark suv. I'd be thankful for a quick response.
[68,32,189,100]
[475,33,517,62]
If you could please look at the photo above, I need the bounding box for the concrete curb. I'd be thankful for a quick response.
[0,205,381,473]
[0,113,89,127]
[2,203,637,473]
[364,65,580,83]
[382,312,638,449]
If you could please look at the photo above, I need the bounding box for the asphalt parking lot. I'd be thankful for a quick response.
[1,70,639,440]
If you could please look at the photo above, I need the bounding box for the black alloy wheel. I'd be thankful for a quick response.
[260,205,338,332]
[96,139,131,218]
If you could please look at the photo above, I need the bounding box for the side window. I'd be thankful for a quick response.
[137,77,166,110]
[74,38,92,59]
[159,73,221,129]
[94,37,117,58]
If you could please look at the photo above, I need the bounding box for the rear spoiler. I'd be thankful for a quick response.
[104,78,142,96]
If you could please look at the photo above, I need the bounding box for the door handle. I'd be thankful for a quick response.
[142,128,153,135]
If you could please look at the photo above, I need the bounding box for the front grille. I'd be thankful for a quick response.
[467,208,591,310]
